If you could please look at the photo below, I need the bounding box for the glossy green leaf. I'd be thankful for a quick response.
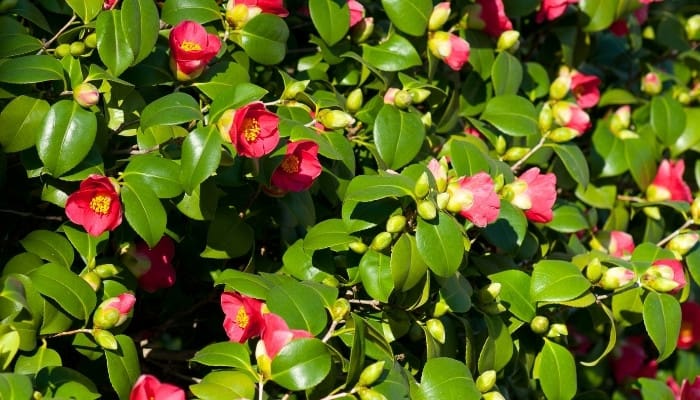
[96,10,135,77]
[417,357,479,400]
[209,82,268,122]
[105,335,140,400]
[343,174,415,204]
[121,0,159,64]
[416,212,464,278]
[0,55,63,84]
[362,34,422,72]
[214,269,270,300]
[29,263,96,321]
[0,373,33,400]
[580,0,616,32]
[598,88,639,106]
[478,315,514,373]
[391,234,429,292]
[309,0,350,46]
[0,331,20,370]
[624,136,656,190]
[381,0,431,36]
[202,208,253,259]
[14,346,62,375]
[65,0,102,22]
[0,33,42,57]
[644,292,681,362]
[180,126,222,194]
[481,95,538,137]
[550,143,590,188]
[120,181,167,248]
[240,14,289,65]
[20,230,74,268]
[522,61,550,100]
[483,201,527,253]
[359,249,394,303]
[271,338,332,391]
[547,204,589,233]
[538,339,576,400]
[61,224,106,267]
[0,95,49,152]
[303,219,355,251]
[638,378,675,400]
[194,62,250,101]
[489,269,536,321]
[122,155,183,198]
[267,281,330,335]
[190,371,256,400]
[191,342,253,373]
[35,366,100,399]
[651,96,686,147]
[435,273,472,313]
[492,51,523,96]
[161,0,221,24]
[449,140,489,177]
[530,260,590,304]
[575,183,616,209]
[140,92,202,130]
[373,105,425,170]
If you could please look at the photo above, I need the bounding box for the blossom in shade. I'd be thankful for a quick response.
[228,102,280,158]
[129,374,185,400]
[641,259,687,294]
[552,101,591,135]
[475,0,513,38]
[221,291,264,343]
[103,0,118,9]
[428,31,470,71]
[93,293,136,329]
[445,172,500,227]
[536,0,578,23]
[646,160,693,203]
[464,126,482,138]
[678,301,700,350]
[122,237,177,293]
[610,336,658,385]
[270,140,323,192]
[348,0,364,27]
[570,71,601,109]
[608,231,635,258]
[169,20,221,81]
[257,313,313,359]
[65,175,122,237]
[507,167,557,223]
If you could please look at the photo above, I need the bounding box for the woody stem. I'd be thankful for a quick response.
[595,281,641,302]
[38,14,77,54]
[657,219,694,247]
[45,328,93,339]
[510,136,546,173]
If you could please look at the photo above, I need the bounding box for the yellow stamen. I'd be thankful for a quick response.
[89,195,111,215]
[243,118,261,142]
[235,307,249,329]
[180,41,202,52]
[680,321,694,342]
[280,155,301,174]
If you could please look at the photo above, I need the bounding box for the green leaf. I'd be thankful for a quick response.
[449,140,489,177]
[599,88,639,106]
[20,230,74,268]
[140,92,202,130]
[362,34,422,72]
[29,263,96,321]
[644,292,681,362]
[417,357,480,400]
[547,204,589,233]
[61,224,106,266]
[416,212,464,278]
[194,62,250,101]
[105,335,140,400]
[240,14,289,65]
[391,234,429,292]
[214,269,270,299]
[161,0,221,24]
[359,250,394,303]
[0,55,63,84]
[120,181,167,248]
[309,0,350,46]
[478,315,514,373]
[122,155,183,198]
[530,260,590,304]
[0,33,42,57]
[491,51,523,96]
[202,209,254,259]
[65,0,102,22]
[96,10,135,77]
[303,219,354,251]
[0,332,20,370]
[624,136,656,190]
[580,0,616,32]
[481,95,538,137]
[190,371,256,400]
[638,378,675,400]
[0,95,49,153]
[373,105,425,170]
[538,339,577,400]
[550,142,590,188]
[191,342,253,372]
[209,82,268,122]
[180,126,222,194]
[267,282,330,335]
[121,0,160,64]
[14,346,62,375]
[483,201,527,253]
[35,366,100,399]
[489,269,535,322]
[381,0,432,36]
[271,338,332,391]
[344,174,415,203]
[651,96,686,147]
[0,373,33,400]
[575,183,616,209]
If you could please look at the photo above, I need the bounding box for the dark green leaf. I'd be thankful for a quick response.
[550,143,590,188]
[381,0,431,36]
[303,219,355,251]
[122,155,183,198]
[214,269,270,300]
[644,292,681,362]
[651,96,686,147]
[391,234,429,292]
[267,282,330,335]
[190,371,256,400]
[417,357,480,400]
[492,51,523,96]
[0,373,33,400]
[359,250,394,303]
[14,347,62,375]
[538,339,576,400]
[0,55,63,84]
[481,95,538,137]
[530,260,590,304]
[447,140,489,177]
[29,263,96,321]
[121,0,160,64]
[209,82,268,122]
[20,230,74,268]
[489,269,535,322]
[140,92,202,130]
[271,338,332,391]
[478,315,513,373]
[191,342,253,373]
[96,10,135,76]
[161,0,221,24]
[0,34,42,57]
[121,181,167,248]
[65,0,102,22]
[240,14,289,65]
[373,105,425,170]
[180,126,222,194]
[105,335,140,400]
[580,0,616,32]
[0,95,49,153]
[547,204,589,233]
[362,34,422,72]
[309,0,350,46]
[416,212,464,278]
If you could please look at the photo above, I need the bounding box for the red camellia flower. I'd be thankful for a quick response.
[65,175,122,237]
[476,0,513,38]
[122,237,177,293]
[647,159,693,203]
[428,31,470,71]
[609,231,635,258]
[228,102,280,158]
[570,71,601,109]
[348,0,365,27]
[446,172,500,227]
[536,0,579,23]
[129,374,185,400]
[508,167,557,223]
[169,20,221,81]
[258,313,313,359]
[679,302,700,350]
[611,336,658,385]
[270,140,323,192]
[221,291,264,343]
[103,0,118,10]
[681,378,700,399]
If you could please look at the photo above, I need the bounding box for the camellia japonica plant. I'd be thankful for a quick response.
[1,0,700,399]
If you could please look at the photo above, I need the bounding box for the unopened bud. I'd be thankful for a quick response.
[282,80,309,100]
[81,271,101,291]
[416,200,437,221]
[641,72,662,95]
[73,82,100,108]
[549,75,571,100]
[358,360,386,387]
[501,147,530,162]
[495,136,507,155]
[370,232,393,251]
[330,298,351,321]
[496,30,520,52]
[322,275,340,288]
[426,318,446,344]
[610,105,631,134]
[539,103,553,133]
[686,14,700,40]
[69,41,86,57]
[414,172,430,198]
[481,301,507,315]
[599,267,636,290]
[433,296,451,317]
[55,43,71,58]
[436,192,450,210]
[548,127,579,143]
[530,316,549,335]
[428,2,451,31]
[644,206,662,220]
[386,215,407,233]
[546,323,568,338]
[93,293,136,330]
[646,183,672,202]
[409,88,431,104]
[217,109,235,143]
[84,32,97,49]
[351,17,374,43]
[585,258,603,283]
[349,240,368,254]
[421,112,432,127]
[476,370,497,393]
[692,198,700,224]
[667,232,699,257]
[482,392,506,400]
[357,387,387,400]
[613,129,639,140]
[317,109,355,130]
[393,90,413,109]
[477,283,502,303]
[94,263,120,279]
[93,329,118,350]
[346,88,364,113]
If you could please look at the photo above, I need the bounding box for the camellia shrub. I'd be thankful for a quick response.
[2,0,700,398]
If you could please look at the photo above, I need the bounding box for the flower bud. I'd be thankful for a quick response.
[538,103,553,133]
[530,316,549,335]
[70,41,86,57]
[322,275,340,288]
[667,232,699,258]
[84,32,97,49]
[428,158,448,193]
[644,206,662,220]
[614,129,639,140]
[646,183,672,202]
[217,109,236,143]
[281,80,309,100]
[370,232,393,251]
[609,106,631,134]
[73,82,100,108]
[585,258,603,283]
[476,370,497,393]
[599,267,636,290]
[357,387,387,400]
[482,392,506,400]
[358,360,386,387]
[421,112,432,127]
[226,3,256,28]
[495,135,507,155]
[481,301,507,315]
[385,215,407,233]
[416,200,437,221]
[547,127,579,143]
[641,72,662,95]
[94,263,120,279]
[496,30,520,52]
[686,14,700,40]
[549,75,572,100]
[351,17,374,44]
[255,341,273,379]
[477,283,502,304]
[641,259,686,294]
[409,88,431,104]
[349,240,368,254]
[414,172,430,198]
[346,88,364,113]
[436,192,450,210]
[501,147,530,162]
[432,296,451,318]
[428,2,451,31]
[81,271,101,291]
[93,329,118,350]
[393,90,413,109]
[330,298,351,321]
[316,109,356,130]
[55,43,71,58]
[426,318,445,344]
[692,197,700,224]
[546,323,569,338]
[93,293,136,330]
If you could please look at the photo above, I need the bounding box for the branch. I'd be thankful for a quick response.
[657,219,694,247]
[0,208,64,221]
[37,15,78,54]
[510,136,546,173]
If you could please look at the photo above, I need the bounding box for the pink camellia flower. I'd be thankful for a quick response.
[228,0,289,17]
[103,0,118,10]
[476,0,513,38]
[348,0,364,27]
[122,237,177,293]
[228,102,280,158]
[508,167,557,223]
[428,31,470,71]
[221,291,264,343]
[129,374,185,400]
[536,0,578,23]
[680,378,700,399]
[611,336,658,385]
[168,20,221,81]
[270,140,323,192]
[641,259,687,294]
[257,313,313,359]
[678,302,700,350]
[445,172,500,227]
[552,101,591,135]
[647,160,693,203]
[608,231,635,258]
[93,293,136,329]
[570,71,601,109]
[65,175,122,237]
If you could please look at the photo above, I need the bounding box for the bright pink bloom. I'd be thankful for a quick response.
[229,102,280,158]
[221,291,264,343]
[270,140,322,192]
[230,0,288,17]
[124,237,177,293]
[259,313,313,358]
[611,336,658,384]
[643,259,687,294]
[509,167,557,223]
[680,378,700,400]
[648,160,693,203]
[536,0,578,23]
[447,172,500,227]
[169,20,221,80]
[570,71,601,109]
[679,302,700,350]
[65,175,122,237]
[129,374,185,400]
[609,231,635,258]
[348,0,364,27]
[103,0,118,10]
[553,101,591,135]
[429,32,470,71]
[476,0,513,38]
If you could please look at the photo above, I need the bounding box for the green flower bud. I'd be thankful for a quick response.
[282,80,309,100]
[351,17,374,44]
[692,197,700,224]
[496,30,520,52]
[585,258,603,283]
[667,232,699,257]
[686,14,700,40]
[599,267,636,290]
[428,2,451,31]
[546,323,568,338]
[477,283,501,304]
[609,106,631,134]
[614,129,639,140]
[349,240,368,254]
[476,370,497,393]
[370,232,393,251]
[495,135,507,155]
[549,75,571,100]
[322,275,340,288]
[409,88,431,104]
[73,82,100,108]
[93,329,118,350]
[421,111,432,127]
[417,200,437,221]
[69,41,86,57]
[94,263,120,279]
[358,360,386,387]
[330,298,351,321]
[426,318,446,344]
[81,271,101,291]
[432,297,451,318]
[481,301,507,315]
[530,316,549,335]
[346,88,364,113]
[317,109,356,130]
[84,32,97,49]
[217,109,236,143]
[55,43,71,58]
[386,215,407,233]
[357,387,387,400]
[414,172,430,198]
[393,90,413,109]
[482,391,506,400]
[436,192,450,210]
[547,127,579,143]
[539,103,553,133]
[643,26,655,40]
[501,147,530,162]
[641,72,662,95]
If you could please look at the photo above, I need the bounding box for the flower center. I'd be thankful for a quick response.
[280,155,301,174]
[680,321,694,343]
[89,195,111,215]
[243,118,261,142]
[235,307,249,328]
[180,41,202,52]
